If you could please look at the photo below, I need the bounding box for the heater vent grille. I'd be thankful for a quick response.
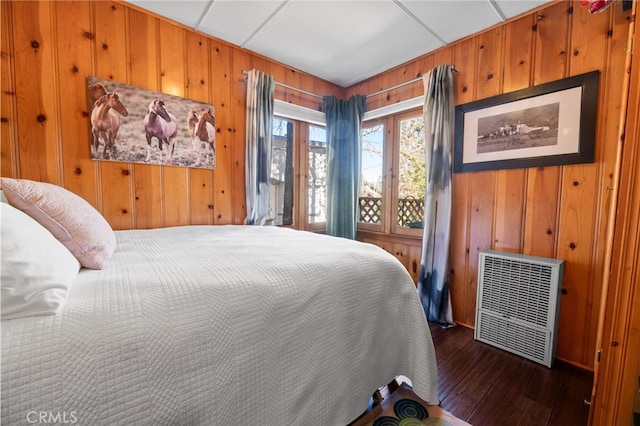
[475,250,564,367]
[477,311,550,364]
[480,256,553,328]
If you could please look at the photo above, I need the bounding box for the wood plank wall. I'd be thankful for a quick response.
[0,0,343,228]
[346,0,633,370]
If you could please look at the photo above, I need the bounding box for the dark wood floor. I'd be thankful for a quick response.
[429,324,594,426]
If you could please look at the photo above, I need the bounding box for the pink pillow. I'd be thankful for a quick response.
[1,178,116,269]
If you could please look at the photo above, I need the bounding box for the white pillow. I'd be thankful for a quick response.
[0,177,116,269]
[1,202,81,320]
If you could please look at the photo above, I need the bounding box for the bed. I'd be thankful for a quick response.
[1,178,438,425]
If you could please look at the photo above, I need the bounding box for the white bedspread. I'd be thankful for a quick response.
[2,225,438,425]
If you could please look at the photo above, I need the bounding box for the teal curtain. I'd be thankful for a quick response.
[323,95,367,239]
[245,70,275,225]
[417,64,455,327]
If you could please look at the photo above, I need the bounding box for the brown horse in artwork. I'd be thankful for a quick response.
[87,82,108,107]
[144,99,178,163]
[90,92,129,160]
[187,109,199,140]
[192,108,216,166]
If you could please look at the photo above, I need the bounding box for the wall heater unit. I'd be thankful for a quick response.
[474,249,564,368]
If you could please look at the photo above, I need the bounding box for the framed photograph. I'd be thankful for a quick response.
[453,71,599,173]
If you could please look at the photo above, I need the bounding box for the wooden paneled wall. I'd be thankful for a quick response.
[0,0,343,228]
[347,1,633,370]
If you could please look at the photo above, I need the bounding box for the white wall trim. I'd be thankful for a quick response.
[274,95,425,127]
[274,99,325,126]
[363,96,424,122]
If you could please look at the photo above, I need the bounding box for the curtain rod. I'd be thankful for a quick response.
[241,70,324,99]
[242,65,458,100]
[366,66,458,98]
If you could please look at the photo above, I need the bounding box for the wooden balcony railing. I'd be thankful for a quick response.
[359,196,424,228]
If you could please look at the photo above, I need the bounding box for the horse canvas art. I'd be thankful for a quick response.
[86,76,216,169]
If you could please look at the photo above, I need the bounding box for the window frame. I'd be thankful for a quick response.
[359,118,389,234]
[272,115,327,233]
[390,108,425,238]
[270,116,296,227]
[359,107,424,238]
[302,122,328,232]
[272,97,426,237]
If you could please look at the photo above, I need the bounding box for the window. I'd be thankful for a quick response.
[268,101,424,236]
[269,114,327,231]
[270,118,293,226]
[359,108,425,237]
[307,125,327,225]
[393,112,426,234]
[359,122,385,231]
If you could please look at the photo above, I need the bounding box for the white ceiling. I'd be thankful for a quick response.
[125,0,549,87]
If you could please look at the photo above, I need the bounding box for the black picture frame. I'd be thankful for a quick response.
[453,70,599,173]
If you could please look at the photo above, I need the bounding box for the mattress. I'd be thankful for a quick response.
[1,225,438,425]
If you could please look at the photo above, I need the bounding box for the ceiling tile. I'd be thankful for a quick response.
[126,0,211,28]
[198,1,286,47]
[400,0,503,44]
[494,0,549,18]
